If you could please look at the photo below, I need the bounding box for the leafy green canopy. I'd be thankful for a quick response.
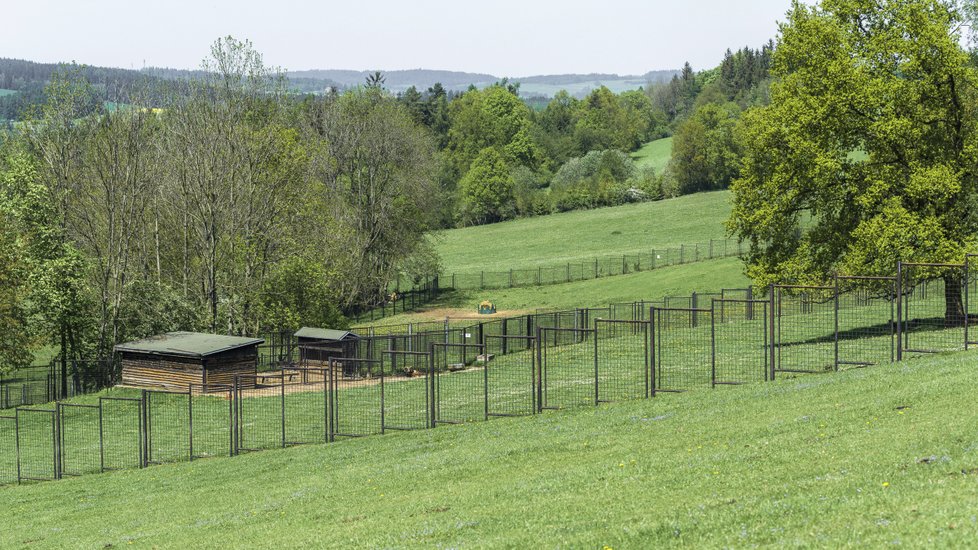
[729,0,978,288]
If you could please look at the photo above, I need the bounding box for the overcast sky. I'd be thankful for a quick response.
[2,0,794,76]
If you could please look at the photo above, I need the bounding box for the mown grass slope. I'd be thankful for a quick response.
[3,349,977,548]
[431,190,730,273]
[630,135,673,173]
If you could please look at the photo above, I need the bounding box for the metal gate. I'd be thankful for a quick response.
[594,319,650,402]
[651,307,712,393]
[483,335,536,416]
[432,343,486,425]
[329,358,383,439]
[773,285,837,375]
[711,299,769,386]
[537,327,597,409]
[897,262,969,357]
[381,350,432,430]
[98,397,143,471]
[835,276,896,368]
[15,408,58,482]
[57,402,101,476]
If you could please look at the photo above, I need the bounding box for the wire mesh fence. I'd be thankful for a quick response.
[595,320,649,402]
[58,403,101,477]
[5,260,978,488]
[899,263,969,357]
[774,285,837,376]
[433,343,487,424]
[652,308,713,393]
[836,276,896,368]
[538,327,597,410]
[711,300,769,386]
[381,351,432,431]
[329,358,384,439]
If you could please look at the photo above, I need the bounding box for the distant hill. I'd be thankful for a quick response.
[286,68,679,97]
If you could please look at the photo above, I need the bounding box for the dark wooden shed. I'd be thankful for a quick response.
[115,332,264,391]
[295,327,360,365]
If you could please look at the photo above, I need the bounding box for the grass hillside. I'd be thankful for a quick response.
[631,136,673,173]
[0,89,17,97]
[432,189,731,273]
[3,350,977,547]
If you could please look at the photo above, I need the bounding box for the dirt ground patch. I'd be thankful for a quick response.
[414,308,535,321]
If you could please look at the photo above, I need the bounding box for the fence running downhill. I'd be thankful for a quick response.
[1,260,975,487]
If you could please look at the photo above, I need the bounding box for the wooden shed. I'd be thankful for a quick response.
[295,327,360,365]
[115,332,264,391]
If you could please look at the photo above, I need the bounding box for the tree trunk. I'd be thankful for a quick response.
[944,273,966,328]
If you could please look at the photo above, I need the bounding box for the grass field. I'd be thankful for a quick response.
[0,89,17,97]
[431,190,731,273]
[2,340,977,547]
[631,136,673,173]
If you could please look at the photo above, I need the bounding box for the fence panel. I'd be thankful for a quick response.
[99,397,142,471]
[58,403,101,477]
[144,390,190,465]
[899,263,969,357]
[836,277,896,368]
[16,408,58,482]
[484,336,536,416]
[652,308,713,393]
[595,320,650,402]
[283,368,328,446]
[774,285,837,375]
[538,327,597,410]
[330,359,383,439]
[235,375,285,453]
[433,343,486,425]
[711,300,769,386]
[969,255,978,346]
[189,385,233,459]
[382,351,431,431]
[0,415,15,485]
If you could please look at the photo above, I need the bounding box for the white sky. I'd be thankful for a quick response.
[1,0,794,75]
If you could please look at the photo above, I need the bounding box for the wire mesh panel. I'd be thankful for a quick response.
[16,408,58,482]
[484,336,536,416]
[969,255,978,346]
[538,328,597,410]
[57,403,101,477]
[235,375,285,452]
[595,320,650,402]
[433,343,486,424]
[836,277,896,368]
[774,286,837,375]
[652,308,713,393]
[0,415,15,485]
[900,263,969,356]
[382,351,431,431]
[99,397,143,472]
[144,390,191,465]
[189,385,233,459]
[330,359,383,439]
[711,300,769,386]
[282,368,328,446]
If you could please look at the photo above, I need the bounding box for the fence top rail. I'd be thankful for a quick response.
[282,366,332,373]
[382,350,432,357]
[652,307,713,313]
[57,403,101,409]
[836,275,897,281]
[98,397,142,403]
[711,298,769,304]
[900,261,967,268]
[431,343,486,350]
[143,388,192,396]
[190,383,232,391]
[538,327,597,334]
[774,284,836,290]
[483,335,536,342]
[327,357,382,365]
[16,407,56,414]
[593,318,651,325]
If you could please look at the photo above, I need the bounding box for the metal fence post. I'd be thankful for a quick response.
[833,276,840,372]
[535,327,543,412]
[896,261,903,362]
[769,284,777,380]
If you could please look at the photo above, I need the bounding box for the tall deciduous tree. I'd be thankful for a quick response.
[729,0,978,324]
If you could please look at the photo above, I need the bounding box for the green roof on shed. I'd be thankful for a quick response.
[294,327,359,341]
[114,332,264,358]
